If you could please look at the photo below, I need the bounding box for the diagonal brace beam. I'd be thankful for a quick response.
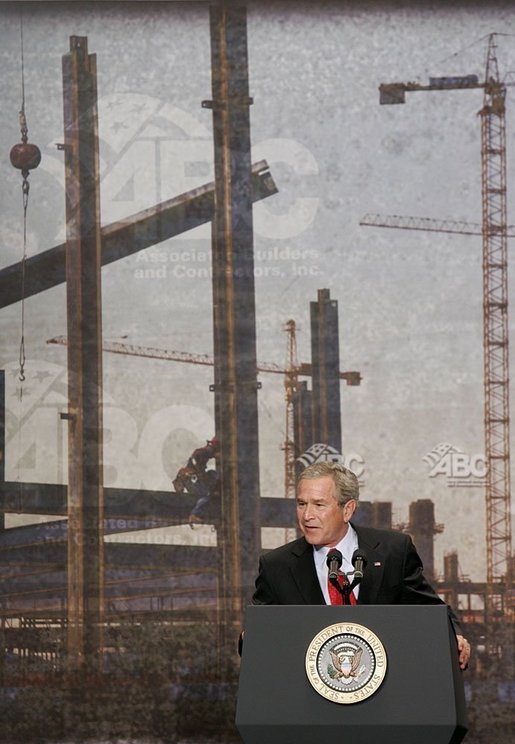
[0,160,276,309]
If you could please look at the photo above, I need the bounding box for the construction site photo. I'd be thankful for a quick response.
[0,0,514,742]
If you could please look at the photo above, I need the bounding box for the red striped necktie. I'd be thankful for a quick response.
[328,572,357,605]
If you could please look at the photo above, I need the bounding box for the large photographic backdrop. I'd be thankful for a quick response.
[0,1,514,741]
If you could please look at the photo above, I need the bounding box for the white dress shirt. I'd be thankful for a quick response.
[313,524,360,604]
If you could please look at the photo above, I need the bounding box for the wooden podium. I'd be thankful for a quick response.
[236,605,468,744]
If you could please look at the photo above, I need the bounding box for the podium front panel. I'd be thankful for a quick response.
[236,605,467,744]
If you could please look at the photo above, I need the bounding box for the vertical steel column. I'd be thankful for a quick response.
[310,289,342,453]
[207,2,261,630]
[0,372,4,687]
[62,36,104,673]
[407,500,443,583]
[0,371,4,532]
[293,381,313,472]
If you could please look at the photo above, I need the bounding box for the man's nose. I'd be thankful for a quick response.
[303,504,315,520]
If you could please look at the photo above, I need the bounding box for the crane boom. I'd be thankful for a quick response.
[379,75,483,104]
[46,335,361,383]
[360,213,515,238]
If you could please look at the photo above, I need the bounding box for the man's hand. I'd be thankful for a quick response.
[456,634,470,670]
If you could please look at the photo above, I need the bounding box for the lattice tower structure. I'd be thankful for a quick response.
[480,35,512,617]
[283,319,299,501]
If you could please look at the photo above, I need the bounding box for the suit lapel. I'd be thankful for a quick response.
[284,530,386,605]
[289,538,325,604]
[352,524,385,604]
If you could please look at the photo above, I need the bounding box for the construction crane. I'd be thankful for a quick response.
[46,334,361,501]
[376,33,513,634]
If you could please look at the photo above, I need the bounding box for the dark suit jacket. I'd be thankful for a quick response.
[251,523,462,635]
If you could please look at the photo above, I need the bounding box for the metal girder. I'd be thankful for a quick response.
[0,564,217,600]
[0,161,276,309]
[208,3,261,630]
[0,371,4,532]
[0,544,220,615]
[0,482,295,527]
[0,482,194,521]
[310,289,342,453]
[62,35,104,671]
[0,542,218,570]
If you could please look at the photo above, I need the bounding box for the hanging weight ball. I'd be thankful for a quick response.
[10,142,41,176]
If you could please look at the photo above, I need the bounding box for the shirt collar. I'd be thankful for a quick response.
[313,524,358,567]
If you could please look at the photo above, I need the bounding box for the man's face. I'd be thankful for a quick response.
[296,475,356,547]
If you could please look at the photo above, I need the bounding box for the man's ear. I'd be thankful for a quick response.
[344,499,358,521]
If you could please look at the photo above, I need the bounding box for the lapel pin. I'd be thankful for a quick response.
[374,561,382,567]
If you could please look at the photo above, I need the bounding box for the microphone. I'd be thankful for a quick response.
[326,548,343,580]
[351,548,368,580]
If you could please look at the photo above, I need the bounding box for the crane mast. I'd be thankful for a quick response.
[283,319,299,501]
[480,35,512,618]
[378,33,513,627]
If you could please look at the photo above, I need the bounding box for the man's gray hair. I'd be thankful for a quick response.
[297,461,359,507]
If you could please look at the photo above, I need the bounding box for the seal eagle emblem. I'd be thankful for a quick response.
[329,644,364,681]
[305,622,387,704]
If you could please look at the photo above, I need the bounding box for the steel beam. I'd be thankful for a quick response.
[0,161,276,309]
[0,371,4,532]
[62,36,104,672]
[310,289,342,453]
[0,482,194,521]
[208,4,261,633]
[0,542,216,570]
[293,380,313,477]
[0,543,220,618]
[0,570,217,598]
[0,482,295,528]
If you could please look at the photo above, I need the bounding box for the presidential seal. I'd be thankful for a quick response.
[305,622,387,704]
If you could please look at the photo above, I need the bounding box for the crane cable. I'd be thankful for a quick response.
[9,11,41,500]
[10,11,41,395]
[18,16,28,391]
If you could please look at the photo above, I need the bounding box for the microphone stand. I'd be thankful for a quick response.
[349,572,363,593]
[329,571,355,604]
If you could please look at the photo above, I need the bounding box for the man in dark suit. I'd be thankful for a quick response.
[251,461,471,670]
